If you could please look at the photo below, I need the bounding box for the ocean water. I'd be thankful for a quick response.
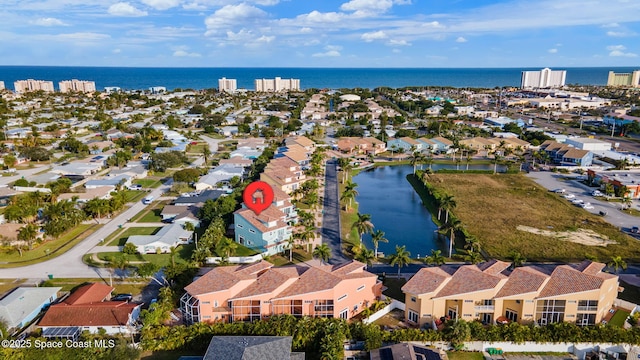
[0,66,636,91]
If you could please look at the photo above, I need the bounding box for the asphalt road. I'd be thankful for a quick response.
[0,181,172,279]
[527,171,640,231]
[321,159,349,264]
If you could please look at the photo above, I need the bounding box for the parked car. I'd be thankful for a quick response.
[599,210,608,216]
[128,184,142,190]
[631,226,639,234]
[572,199,584,205]
[554,188,566,194]
[592,190,603,196]
[582,203,594,209]
[563,194,575,199]
[112,294,133,302]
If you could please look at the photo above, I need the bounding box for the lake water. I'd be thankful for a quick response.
[353,164,505,257]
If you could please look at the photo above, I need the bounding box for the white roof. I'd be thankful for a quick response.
[127,223,192,247]
[0,287,61,328]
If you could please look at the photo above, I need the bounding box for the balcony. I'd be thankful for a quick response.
[474,305,495,312]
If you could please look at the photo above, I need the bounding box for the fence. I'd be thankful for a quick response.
[205,253,264,264]
[362,299,406,324]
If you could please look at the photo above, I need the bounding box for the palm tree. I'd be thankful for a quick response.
[313,243,331,264]
[458,248,483,264]
[389,245,411,276]
[355,248,375,269]
[604,183,615,197]
[352,213,374,246]
[217,237,238,259]
[370,229,388,259]
[341,181,358,211]
[508,251,526,269]
[424,249,446,266]
[463,235,481,253]
[296,224,316,253]
[202,146,211,165]
[440,218,462,258]
[439,194,456,223]
[286,237,296,262]
[169,246,178,267]
[607,256,627,274]
[623,196,633,212]
[409,151,425,174]
[493,154,502,174]
[17,223,38,250]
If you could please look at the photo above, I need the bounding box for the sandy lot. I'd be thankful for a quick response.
[517,225,616,247]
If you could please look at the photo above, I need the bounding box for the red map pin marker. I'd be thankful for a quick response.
[243,181,274,215]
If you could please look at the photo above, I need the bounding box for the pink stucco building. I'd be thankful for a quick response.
[180,260,382,324]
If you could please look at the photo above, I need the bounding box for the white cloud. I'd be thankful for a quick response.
[361,30,387,42]
[455,36,467,43]
[113,48,122,54]
[142,0,181,10]
[607,30,635,37]
[313,45,342,57]
[205,3,267,34]
[256,35,275,43]
[607,44,637,57]
[182,2,206,10]
[30,17,67,26]
[300,27,313,33]
[297,10,344,23]
[340,0,393,17]
[108,2,148,17]
[602,22,619,28]
[387,39,411,46]
[548,48,558,53]
[173,50,201,57]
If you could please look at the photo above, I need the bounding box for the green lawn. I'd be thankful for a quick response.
[107,227,162,246]
[609,309,630,327]
[138,208,163,223]
[447,352,485,360]
[382,277,406,301]
[134,178,163,188]
[187,144,207,153]
[123,189,148,203]
[0,224,99,268]
[97,243,195,267]
[266,248,312,266]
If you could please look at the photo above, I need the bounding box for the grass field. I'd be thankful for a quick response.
[97,243,195,267]
[425,173,640,262]
[0,224,99,267]
[609,309,631,327]
[266,248,312,266]
[447,352,485,360]
[107,227,162,246]
[134,178,163,188]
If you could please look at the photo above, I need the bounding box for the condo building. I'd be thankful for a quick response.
[0,81,4,90]
[218,77,237,93]
[14,79,55,93]
[255,77,300,92]
[521,68,567,89]
[180,260,382,324]
[402,260,618,328]
[607,70,640,88]
[59,79,96,93]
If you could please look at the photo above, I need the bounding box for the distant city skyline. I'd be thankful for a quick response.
[0,0,639,68]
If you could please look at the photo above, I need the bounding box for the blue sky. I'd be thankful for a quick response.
[0,0,639,67]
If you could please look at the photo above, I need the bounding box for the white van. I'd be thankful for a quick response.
[142,196,154,205]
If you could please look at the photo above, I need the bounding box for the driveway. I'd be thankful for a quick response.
[0,181,172,279]
[321,159,349,264]
[527,171,639,231]
[199,134,226,154]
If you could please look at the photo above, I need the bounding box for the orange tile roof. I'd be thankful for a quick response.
[477,260,511,275]
[185,261,273,296]
[495,267,549,298]
[538,265,608,298]
[231,267,306,299]
[434,266,505,298]
[64,283,113,305]
[39,302,138,327]
[402,267,452,295]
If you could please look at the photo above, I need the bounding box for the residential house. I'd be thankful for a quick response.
[0,287,61,334]
[260,157,306,194]
[180,260,382,324]
[386,137,422,153]
[231,147,263,160]
[402,260,618,328]
[161,205,201,228]
[57,187,112,203]
[38,283,141,336]
[541,141,593,166]
[285,135,315,152]
[174,189,228,206]
[425,105,443,116]
[234,205,292,256]
[50,162,103,177]
[430,137,454,153]
[237,138,266,151]
[203,336,305,360]
[370,343,443,360]
[196,164,245,191]
[587,170,640,199]
[337,137,386,155]
[460,137,497,152]
[126,223,193,254]
[84,174,132,190]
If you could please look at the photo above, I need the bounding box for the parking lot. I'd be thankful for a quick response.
[527,171,640,234]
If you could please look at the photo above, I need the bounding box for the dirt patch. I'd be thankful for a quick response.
[516,225,616,247]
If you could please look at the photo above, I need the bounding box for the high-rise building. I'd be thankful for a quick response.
[255,77,300,92]
[218,77,237,93]
[149,86,166,94]
[14,79,55,93]
[521,68,566,89]
[607,70,640,87]
[0,81,4,90]
[59,79,96,93]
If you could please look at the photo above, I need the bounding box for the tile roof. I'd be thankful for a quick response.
[562,148,590,159]
[287,135,315,148]
[185,261,273,296]
[477,260,511,275]
[38,301,138,327]
[63,283,113,305]
[434,265,505,298]
[495,267,549,298]
[203,336,300,360]
[402,267,452,295]
[274,267,342,298]
[538,265,607,298]
[231,267,306,299]
[235,206,288,233]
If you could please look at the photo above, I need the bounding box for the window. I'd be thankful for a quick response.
[505,309,518,323]
[577,300,598,312]
[338,294,347,302]
[481,313,493,324]
[357,285,365,292]
[249,229,256,233]
[464,300,473,303]
[238,236,245,245]
[577,313,596,326]
[536,299,565,324]
[314,300,334,318]
[448,308,458,320]
[231,300,262,322]
[410,297,417,303]
[339,308,348,320]
[214,300,218,307]
[237,224,243,228]
[202,301,210,304]
[408,310,419,323]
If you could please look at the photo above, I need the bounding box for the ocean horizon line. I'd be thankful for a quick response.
[0,65,637,70]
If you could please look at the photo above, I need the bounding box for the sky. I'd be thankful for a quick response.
[0,0,639,68]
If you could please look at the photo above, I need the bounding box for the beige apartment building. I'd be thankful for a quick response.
[402,260,618,328]
[255,77,300,92]
[0,81,4,90]
[218,77,237,93]
[607,70,640,88]
[14,79,55,93]
[59,79,96,93]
